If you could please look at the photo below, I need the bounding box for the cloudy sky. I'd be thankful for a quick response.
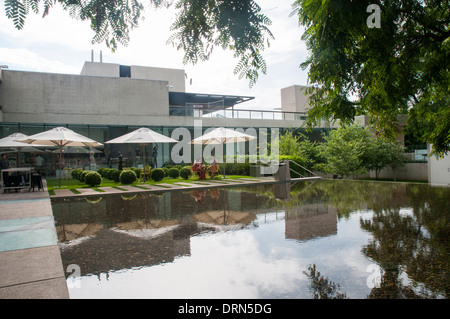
[0,0,310,110]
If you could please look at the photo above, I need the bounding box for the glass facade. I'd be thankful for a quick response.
[1,123,299,177]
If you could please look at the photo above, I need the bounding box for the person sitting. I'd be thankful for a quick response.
[208,156,219,178]
[192,157,206,180]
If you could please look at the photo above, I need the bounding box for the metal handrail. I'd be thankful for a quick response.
[169,105,307,121]
[285,159,319,178]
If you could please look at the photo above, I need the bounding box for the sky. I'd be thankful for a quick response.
[0,0,310,110]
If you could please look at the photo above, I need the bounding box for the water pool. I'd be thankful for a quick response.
[51,180,449,299]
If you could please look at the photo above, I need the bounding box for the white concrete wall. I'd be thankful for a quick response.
[428,145,450,186]
[281,85,311,113]
[0,70,169,125]
[131,65,185,92]
[80,62,186,92]
[370,162,428,181]
[80,62,119,77]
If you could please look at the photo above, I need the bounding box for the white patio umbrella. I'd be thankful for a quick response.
[104,127,178,181]
[0,132,47,166]
[17,127,103,187]
[190,127,257,177]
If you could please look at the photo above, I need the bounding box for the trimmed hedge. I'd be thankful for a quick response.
[110,169,121,182]
[80,170,89,182]
[168,167,180,178]
[85,171,102,186]
[120,170,137,184]
[180,167,192,179]
[151,168,165,182]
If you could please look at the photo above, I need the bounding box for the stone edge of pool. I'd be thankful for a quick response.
[49,176,322,199]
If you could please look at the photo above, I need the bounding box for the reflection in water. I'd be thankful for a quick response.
[51,180,449,299]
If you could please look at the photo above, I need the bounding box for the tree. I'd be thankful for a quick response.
[320,125,372,177]
[365,137,408,180]
[3,0,273,87]
[292,0,450,157]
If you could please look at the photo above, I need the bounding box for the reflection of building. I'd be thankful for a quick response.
[52,188,270,278]
[59,224,195,277]
[285,204,337,241]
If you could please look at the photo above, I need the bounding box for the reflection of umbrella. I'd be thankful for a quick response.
[0,132,46,166]
[105,127,177,181]
[56,223,104,243]
[190,127,256,177]
[113,219,180,239]
[193,210,256,230]
[17,127,102,187]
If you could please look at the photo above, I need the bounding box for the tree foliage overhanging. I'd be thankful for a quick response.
[292,0,449,157]
[3,0,273,87]
[4,1,449,156]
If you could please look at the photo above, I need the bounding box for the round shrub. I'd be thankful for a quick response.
[168,167,180,178]
[102,168,112,179]
[130,167,141,177]
[97,167,108,177]
[72,168,82,180]
[110,169,121,182]
[120,170,137,184]
[180,167,192,180]
[162,167,169,177]
[151,168,165,182]
[80,170,89,182]
[85,171,102,186]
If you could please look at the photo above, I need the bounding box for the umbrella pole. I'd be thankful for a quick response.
[59,146,62,188]
[143,144,146,182]
[223,143,226,178]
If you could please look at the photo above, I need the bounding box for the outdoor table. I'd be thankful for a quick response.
[1,167,33,193]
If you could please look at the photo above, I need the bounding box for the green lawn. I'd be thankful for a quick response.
[46,174,254,194]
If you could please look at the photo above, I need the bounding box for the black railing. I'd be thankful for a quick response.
[169,105,307,121]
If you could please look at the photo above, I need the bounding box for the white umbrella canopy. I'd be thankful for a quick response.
[190,127,257,177]
[190,127,256,145]
[16,127,103,187]
[17,127,103,148]
[0,132,47,166]
[105,127,178,181]
[105,127,177,144]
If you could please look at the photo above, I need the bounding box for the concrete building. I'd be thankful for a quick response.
[1,62,445,185]
[281,85,311,114]
[0,62,322,173]
[428,145,450,186]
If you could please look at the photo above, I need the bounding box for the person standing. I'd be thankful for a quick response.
[118,152,124,170]
[152,144,159,168]
[1,154,11,188]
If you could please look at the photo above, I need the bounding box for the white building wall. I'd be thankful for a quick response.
[281,85,311,113]
[80,62,185,92]
[428,144,450,186]
[0,69,170,125]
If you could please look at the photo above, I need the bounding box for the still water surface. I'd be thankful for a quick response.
[51,180,449,299]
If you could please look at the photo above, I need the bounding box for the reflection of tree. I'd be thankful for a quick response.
[304,265,347,299]
[265,180,405,220]
[361,184,450,298]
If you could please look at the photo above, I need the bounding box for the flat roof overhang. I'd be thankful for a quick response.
[169,92,254,110]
